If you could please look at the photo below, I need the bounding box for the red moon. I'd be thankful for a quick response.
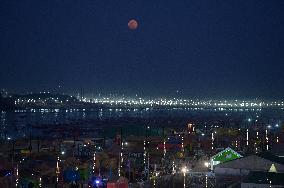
[128,19,138,30]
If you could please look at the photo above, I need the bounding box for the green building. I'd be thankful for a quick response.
[210,147,242,170]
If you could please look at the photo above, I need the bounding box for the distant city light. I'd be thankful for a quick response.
[12,93,284,111]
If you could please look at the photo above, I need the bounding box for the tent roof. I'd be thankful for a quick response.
[211,147,242,161]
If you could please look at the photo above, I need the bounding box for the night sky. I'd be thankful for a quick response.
[1,0,283,98]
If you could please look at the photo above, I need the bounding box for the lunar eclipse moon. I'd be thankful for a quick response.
[128,19,138,30]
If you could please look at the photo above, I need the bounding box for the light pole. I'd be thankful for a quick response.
[93,152,96,174]
[266,129,269,150]
[211,132,214,150]
[181,166,188,188]
[162,126,166,173]
[172,161,175,174]
[15,164,18,188]
[246,129,249,146]
[8,137,15,187]
[56,156,60,187]
[118,127,123,177]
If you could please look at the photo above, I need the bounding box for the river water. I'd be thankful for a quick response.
[1,107,283,140]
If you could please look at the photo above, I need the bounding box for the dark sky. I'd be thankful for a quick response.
[1,0,283,98]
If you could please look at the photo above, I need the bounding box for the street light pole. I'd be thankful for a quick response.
[183,172,186,188]
[10,139,15,187]
[181,166,188,188]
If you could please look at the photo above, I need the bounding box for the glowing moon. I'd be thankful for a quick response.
[128,19,138,30]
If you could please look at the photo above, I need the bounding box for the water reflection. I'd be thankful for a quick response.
[0,107,283,140]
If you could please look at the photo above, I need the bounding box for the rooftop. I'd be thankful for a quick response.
[243,171,284,185]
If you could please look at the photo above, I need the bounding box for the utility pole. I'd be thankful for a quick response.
[118,127,123,176]
[11,140,15,187]
[162,126,166,172]
[147,153,150,180]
